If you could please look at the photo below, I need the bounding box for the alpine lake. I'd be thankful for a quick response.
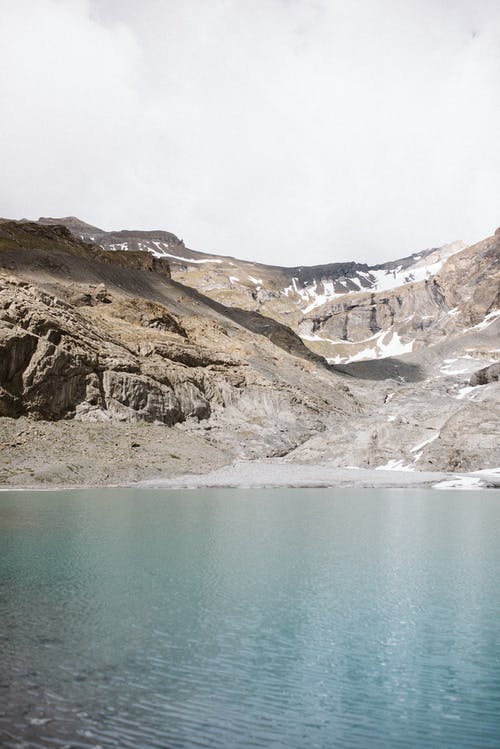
[1,487,499,748]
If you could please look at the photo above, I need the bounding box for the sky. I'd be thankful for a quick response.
[1,0,500,266]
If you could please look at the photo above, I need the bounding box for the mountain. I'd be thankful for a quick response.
[36,216,471,360]
[0,218,498,487]
[0,221,360,484]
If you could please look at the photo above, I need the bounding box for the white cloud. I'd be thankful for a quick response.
[1,0,500,265]
[0,1,142,220]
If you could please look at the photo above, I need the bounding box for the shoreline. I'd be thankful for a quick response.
[136,461,500,491]
[1,460,498,492]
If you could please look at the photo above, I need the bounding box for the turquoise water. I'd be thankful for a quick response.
[1,488,500,748]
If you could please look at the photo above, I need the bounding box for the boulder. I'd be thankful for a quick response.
[470,363,500,386]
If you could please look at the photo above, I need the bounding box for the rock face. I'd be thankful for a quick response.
[0,276,284,429]
[0,280,187,423]
[297,280,446,351]
[0,222,360,462]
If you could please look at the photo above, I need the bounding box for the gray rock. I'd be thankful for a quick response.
[470,363,500,386]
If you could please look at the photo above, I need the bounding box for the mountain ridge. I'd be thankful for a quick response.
[34,213,460,272]
[35,216,476,363]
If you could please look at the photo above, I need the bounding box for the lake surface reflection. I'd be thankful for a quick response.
[1,488,499,748]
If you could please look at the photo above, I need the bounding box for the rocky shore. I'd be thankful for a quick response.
[0,416,230,489]
[1,417,497,491]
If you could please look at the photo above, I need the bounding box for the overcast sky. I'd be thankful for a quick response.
[1,0,500,265]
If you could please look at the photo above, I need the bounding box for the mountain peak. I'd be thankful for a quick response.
[37,216,104,235]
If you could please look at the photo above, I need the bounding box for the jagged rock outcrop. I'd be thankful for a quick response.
[0,278,225,424]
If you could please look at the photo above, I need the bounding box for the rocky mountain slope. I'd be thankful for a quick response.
[300,230,500,365]
[0,221,360,479]
[36,217,465,341]
[0,218,498,487]
[39,215,499,366]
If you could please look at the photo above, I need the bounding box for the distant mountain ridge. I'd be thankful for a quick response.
[37,215,461,291]
[36,216,470,362]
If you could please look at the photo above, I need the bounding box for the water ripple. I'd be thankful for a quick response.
[1,488,500,748]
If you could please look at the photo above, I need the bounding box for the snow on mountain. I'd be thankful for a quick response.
[38,217,492,368]
[327,330,415,365]
[290,240,467,314]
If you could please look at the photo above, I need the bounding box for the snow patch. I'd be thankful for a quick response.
[455,385,483,400]
[325,330,414,364]
[376,459,415,472]
[469,468,500,487]
[466,309,500,332]
[433,476,486,490]
[346,331,414,363]
[149,241,223,263]
[300,280,342,314]
[300,333,343,344]
[107,242,129,252]
[410,434,439,453]
[365,251,458,292]
[440,358,476,376]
